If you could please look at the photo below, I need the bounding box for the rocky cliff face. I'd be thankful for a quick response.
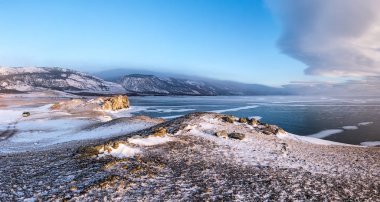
[0,67,126,94]
[98,95,130,111]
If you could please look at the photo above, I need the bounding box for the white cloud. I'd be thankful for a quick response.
[267,0,380,77]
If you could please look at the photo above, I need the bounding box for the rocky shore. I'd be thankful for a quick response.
[0,112,379,201]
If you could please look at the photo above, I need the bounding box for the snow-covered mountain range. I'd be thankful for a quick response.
[117,74,290,96]
[0,67,290,95]
[119,74,222,95]
[0,67,126,94]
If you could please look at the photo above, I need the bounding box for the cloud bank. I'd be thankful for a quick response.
[282,77,380,96]
[267,0,380,77]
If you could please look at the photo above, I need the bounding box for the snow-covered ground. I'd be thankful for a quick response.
[0,94,161,153]
[1,92,378,155]
[278,132,352,146]
[0,99,379,201]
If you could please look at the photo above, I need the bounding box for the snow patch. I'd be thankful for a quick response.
[97,116,113,122]
[100,143,141,158]
[1,118,154,153]
[278,133,351,146]
[249,116,262,120]
[0,110,21,124]
[128,136,173,146]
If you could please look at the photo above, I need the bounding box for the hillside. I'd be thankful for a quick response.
[0,67,126,94]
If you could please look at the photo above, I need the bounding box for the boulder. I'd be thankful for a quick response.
[275,128,286,135]
[262,130,273,135]
[222,116,234,123]
[22,112,30,117]
[228,132,245,140]
[214,130,228,138]
[238,118,248,123]
[262,124,285,135]
[248,118,259,125]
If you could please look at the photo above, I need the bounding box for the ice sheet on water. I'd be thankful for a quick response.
[145,108,195,113]
[209,105,258,113]
[160,115,183,119]
[342,126,359,130]
[358,122,373,126]
[308,129,344,138]
[360,141,380,147]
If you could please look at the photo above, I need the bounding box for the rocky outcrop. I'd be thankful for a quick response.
[222,116,235,123]
[238,118,248,123]
[219,116,285,135]
[51,95,130,113]
[98,95,130,111]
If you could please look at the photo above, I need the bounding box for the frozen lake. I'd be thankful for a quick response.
[126,96,380,145]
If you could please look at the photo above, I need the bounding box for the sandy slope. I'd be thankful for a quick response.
[0,113,378,201]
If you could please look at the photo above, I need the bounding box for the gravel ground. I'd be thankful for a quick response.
[0,112,379,201]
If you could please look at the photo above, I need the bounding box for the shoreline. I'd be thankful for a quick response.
[0,92,379,200]
[1,92,379,154]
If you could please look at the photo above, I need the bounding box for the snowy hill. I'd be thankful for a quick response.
[0,67,290,96]
[0,67,126,94]
[119,74,222,95]
[118,74,289,96]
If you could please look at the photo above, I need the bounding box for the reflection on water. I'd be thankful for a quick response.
[127,96,380,145]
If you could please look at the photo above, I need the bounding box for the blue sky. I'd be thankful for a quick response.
[0,0,325,85]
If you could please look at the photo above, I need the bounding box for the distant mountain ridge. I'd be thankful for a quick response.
[0,67,126,94]
[0,67,291,96]
[118,74,222,95]
[117,74,290,96]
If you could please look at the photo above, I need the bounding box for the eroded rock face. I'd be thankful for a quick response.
[99,95,130,111]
